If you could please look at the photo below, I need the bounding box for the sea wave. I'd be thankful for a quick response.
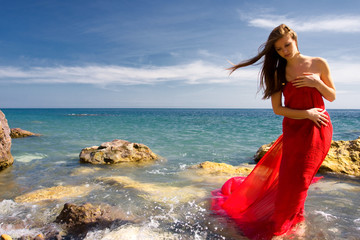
[314,210,337,221]
[14,153,47,163]
[67,113,99,116]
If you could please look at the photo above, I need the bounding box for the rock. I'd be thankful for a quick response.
[10,128,41,138]
[319,137,360,176]
[98,176,207,204]
[55,203,108,237]
[182,161,254,185]
[254,137,360,176]
[55,203,105,226]
[0,110,13,171]
[34,234,45,240]
[55,203,135,238]
[1,234,12,240]
[189,161,253,176]
[70,167,102,176]
[79,139,158,164]
[15,185,93,203]
[253,141,275,163]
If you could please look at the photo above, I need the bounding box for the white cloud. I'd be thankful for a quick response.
[0,59,358,88]
[329,60,360,84]
[0,61,259,86]
[243,13,360,33]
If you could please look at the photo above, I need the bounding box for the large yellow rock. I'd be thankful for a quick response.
[254,137,360,176]
[319,137,360,176]
[15,185,93,203]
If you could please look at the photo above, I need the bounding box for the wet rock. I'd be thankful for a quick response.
[14,185,93,203]
[253,140,275,163]
[70,166,102,176]
[1,234,12,240]
[98,176,207,204]
[182,161,254,185]
[79,139,158,164]
[55,203,106,226]
[10,128,41,138]
[33,234,45,240]
[189,161,253,175]
[0,110,13,171]
[254,137,360,176]
[55,203,134,238]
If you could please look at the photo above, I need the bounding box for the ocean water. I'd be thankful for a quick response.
[0,108,359,239]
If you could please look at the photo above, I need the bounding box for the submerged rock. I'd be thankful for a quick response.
[0,110,13,171]
[10,128,41,138]
[79,139,158,164]
[14,185,93,203]
[189,161,253,175]
[254,137,360,176]
[98,176,207,204]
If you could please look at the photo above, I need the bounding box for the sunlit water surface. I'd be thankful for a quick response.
[0,108,359,239]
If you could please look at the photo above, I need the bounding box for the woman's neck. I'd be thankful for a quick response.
[286,52,302,66]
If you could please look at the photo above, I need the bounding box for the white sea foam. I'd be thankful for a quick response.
[179,164,187,170]
[314,210,337,221]
[0,200,41,238]
[314,180,359,192]
[0,200,18,215]
[15,153,47,163]
[84,224,181,240]
[55,161,67,164]
[0,227,41,239]
[146,168,173,175]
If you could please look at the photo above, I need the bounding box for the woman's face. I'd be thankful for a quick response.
[274,34,298,60]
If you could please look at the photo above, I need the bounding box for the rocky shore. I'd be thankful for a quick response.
[1,110,359,239]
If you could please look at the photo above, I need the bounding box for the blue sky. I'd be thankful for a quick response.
[0,0,359,108]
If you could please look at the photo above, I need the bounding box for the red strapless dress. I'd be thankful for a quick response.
[211,82,333,239]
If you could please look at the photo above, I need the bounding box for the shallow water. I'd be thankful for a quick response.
[1,108,360,239]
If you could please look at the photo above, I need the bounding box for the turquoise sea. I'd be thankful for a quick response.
[0,108,359,239]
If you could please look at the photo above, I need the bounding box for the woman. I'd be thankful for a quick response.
[211,24,335,239]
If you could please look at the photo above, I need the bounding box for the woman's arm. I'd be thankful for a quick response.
[271,91,329,127]
[292,58,336,102]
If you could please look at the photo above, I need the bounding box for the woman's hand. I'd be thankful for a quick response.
[292,72,322,88]
[306,108,329,127]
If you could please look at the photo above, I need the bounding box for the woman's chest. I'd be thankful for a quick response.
[285,61,321,82]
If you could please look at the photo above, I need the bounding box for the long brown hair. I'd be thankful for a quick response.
[229,24,298,99]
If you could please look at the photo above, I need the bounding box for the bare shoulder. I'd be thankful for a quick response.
[311,57,329,68]
[304,56,330,73]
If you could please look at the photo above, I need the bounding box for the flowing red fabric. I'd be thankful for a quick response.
[211,82,333,240]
